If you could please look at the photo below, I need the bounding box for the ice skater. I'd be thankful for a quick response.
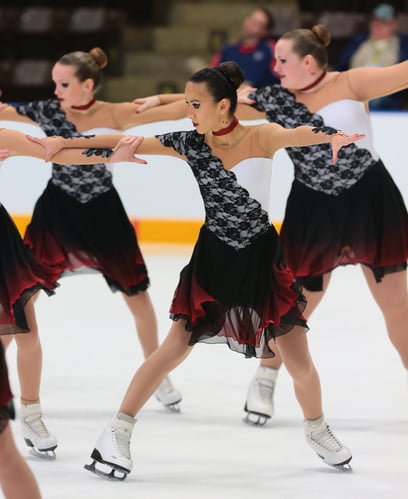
[0,47,182,458]
[30,62,363,478]
[233,24,408,425]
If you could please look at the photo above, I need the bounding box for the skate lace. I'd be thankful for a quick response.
[256,379,275,403]
[311,423,343,453]
[25,414,50,438]
[114,428,131,459]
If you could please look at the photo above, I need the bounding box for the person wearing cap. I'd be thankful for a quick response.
[335,3,408,109]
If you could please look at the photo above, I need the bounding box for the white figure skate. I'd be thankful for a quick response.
[155,375,182,412]
[84,413,136,481]
[244,366,278,425]
[304,415,352,470]
[21,402,57,460]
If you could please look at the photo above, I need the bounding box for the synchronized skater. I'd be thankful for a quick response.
[0,47,182,458]
[234,25,408,425]
[29,61,363,478]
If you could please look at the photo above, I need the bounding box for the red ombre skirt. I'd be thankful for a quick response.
[281,161,408,291]
[170,225,307,358]
[0,204,57,335]
[24,182,149,295]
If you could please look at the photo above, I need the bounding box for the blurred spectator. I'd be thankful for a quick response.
[210,8,279,87]
[335,3,408,110]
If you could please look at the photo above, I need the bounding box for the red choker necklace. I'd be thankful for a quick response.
[71,96,96,111]
[299,71,326,92]
[213,116,239,136]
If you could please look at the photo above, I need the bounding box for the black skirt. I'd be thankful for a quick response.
[24,181,149,295]
[281,161,408,290]
[0,204,57,335]
[170,225,307,358]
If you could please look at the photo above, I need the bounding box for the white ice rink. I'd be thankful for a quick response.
[3,244,408,499]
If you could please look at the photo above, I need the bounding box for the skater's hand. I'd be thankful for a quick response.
[133,95,161,113]
[237,84,257,105]
[110,135,147,164]
[0,148,10,161]
[26,135,65,162]
[331,132,365,164]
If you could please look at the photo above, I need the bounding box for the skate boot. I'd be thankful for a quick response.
[244,366,278,425]
[155,375,182,412]
[20,402,57,460]
[304,415,352,470]
[84,412,136,481]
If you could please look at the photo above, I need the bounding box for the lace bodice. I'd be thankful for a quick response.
[158,131,271,250]
[252,85,379,195]
[15,99,113,203]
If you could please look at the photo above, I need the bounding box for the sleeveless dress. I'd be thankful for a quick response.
[14,100,149,295]
[156,130,307,358]
[252,86,408,290]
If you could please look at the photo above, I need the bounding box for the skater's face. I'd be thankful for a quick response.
[274,39,314,90]
[52,63,94,109]
[184,81,231,134]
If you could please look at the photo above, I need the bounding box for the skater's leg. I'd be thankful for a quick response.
[0,335,14,350]
[86,320,192,479]
[275,326,322,419]
[362,266,408,368]
[121,291,182,409]
[119,320,193,416]
[14,299,42,404]
[121,291,159,358]
[0,423,42,499]
[276,326,351,467]
[15,299,57,457]
[244,273,332,423]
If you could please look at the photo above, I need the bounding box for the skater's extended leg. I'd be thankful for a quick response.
[85,320,192,480]
[362,266,408,368]
[276,326,351,468]
[0,423,42,499]
[119,320,192,415]
[122,291,182,410]
[16,299,57,459]
[244,273,332,424]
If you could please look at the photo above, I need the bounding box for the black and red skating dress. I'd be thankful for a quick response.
[0,201,57,335]
[157,130,307,358]
[14,100,149,294]
[251,86,408,289]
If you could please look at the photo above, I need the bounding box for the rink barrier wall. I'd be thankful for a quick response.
[12,214,282,244]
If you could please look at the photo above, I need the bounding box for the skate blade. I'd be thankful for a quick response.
[28,447,56,460]
[164,401,181,413]
[84,460,128,481]
[243,414,268,426]
[319,455,353,472]
[25,438,57,460]
[243,409,270,427]
[156,395,182,413]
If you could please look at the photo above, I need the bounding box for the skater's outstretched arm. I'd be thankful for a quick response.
[27,133,183,162]
[0,128,146,165]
